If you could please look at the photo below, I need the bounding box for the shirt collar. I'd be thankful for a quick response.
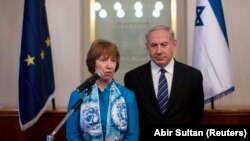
[151,58,174,75]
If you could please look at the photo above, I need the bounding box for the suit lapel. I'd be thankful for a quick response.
[167,61,182,111]
[140,62,160,111]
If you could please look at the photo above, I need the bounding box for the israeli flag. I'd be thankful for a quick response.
[192,0,234,103]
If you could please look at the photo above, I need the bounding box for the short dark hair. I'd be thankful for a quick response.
[86,39,120,74]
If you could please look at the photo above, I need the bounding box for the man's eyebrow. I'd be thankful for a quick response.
[150,41,169,44]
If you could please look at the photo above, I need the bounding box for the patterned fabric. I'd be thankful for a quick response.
[157,68,168,114]
[80,82,127,141]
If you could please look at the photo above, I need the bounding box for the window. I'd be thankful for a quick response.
[84,0,176,84]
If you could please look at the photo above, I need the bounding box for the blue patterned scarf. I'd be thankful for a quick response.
[80,82,127,141]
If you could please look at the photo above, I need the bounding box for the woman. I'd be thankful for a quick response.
[66,39,139,141]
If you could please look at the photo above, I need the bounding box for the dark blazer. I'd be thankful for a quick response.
[124,60,204,138]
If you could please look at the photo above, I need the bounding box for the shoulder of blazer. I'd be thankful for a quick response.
[174,60,201,74]
[125,61,151,75]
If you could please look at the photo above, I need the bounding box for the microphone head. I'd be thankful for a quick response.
[95,70,103,78]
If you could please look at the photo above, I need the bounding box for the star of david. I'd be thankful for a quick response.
[195,6,205,26]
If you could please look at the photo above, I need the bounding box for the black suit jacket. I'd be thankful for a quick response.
[124,60,204,136]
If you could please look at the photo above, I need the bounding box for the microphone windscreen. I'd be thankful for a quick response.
[95,70,103,78]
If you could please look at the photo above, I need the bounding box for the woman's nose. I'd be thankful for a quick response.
[106,60,112,67]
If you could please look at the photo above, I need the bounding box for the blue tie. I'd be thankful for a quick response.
[158,68,168,114]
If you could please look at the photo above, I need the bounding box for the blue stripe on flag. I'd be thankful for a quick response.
[209,0,229,45]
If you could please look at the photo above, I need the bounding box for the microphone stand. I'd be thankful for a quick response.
[46,87,92,141]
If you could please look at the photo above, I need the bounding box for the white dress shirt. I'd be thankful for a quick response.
[151,58,174,98]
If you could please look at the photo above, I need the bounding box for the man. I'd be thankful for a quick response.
[124,25,204,140]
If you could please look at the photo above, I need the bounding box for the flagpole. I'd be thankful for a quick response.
[52,98,56,110]
[211,97,214,110]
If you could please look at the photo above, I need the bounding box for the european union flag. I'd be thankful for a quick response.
[19,0,55,131]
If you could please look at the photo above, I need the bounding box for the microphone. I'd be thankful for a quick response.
[46,71,103,141]
[76,70,103,93]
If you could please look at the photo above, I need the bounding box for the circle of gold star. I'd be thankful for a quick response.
[25,54,35,66]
